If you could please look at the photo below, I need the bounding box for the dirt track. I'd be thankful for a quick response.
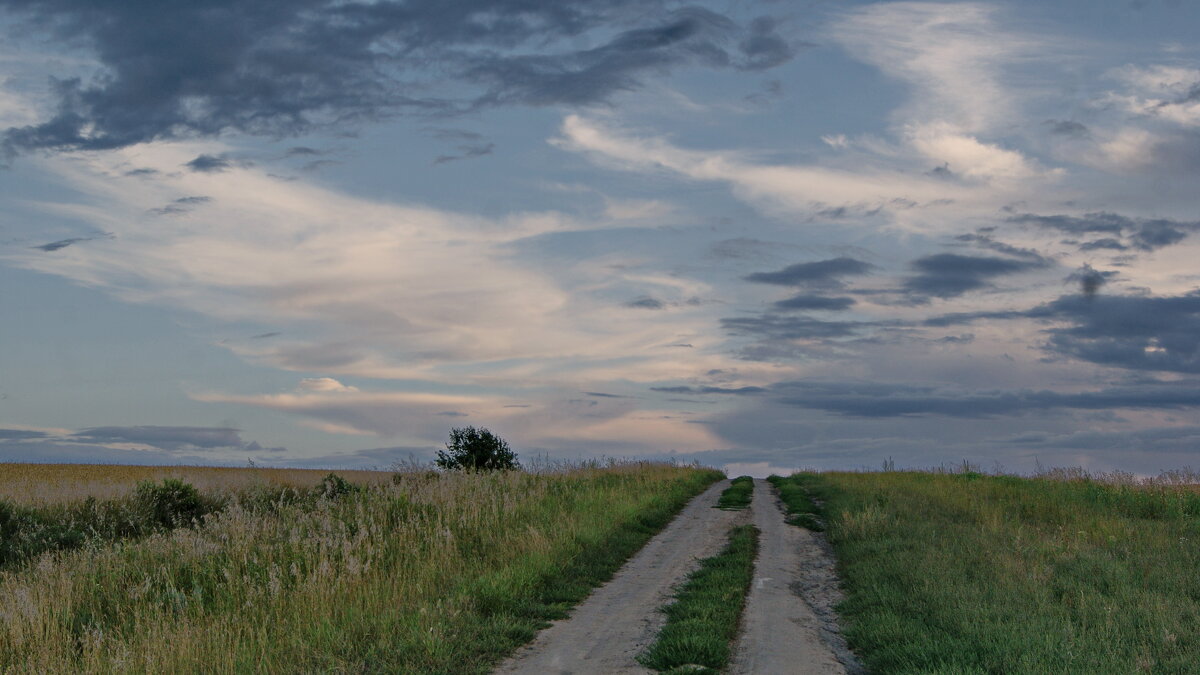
[729,479,861,674]
[493,478,860,674]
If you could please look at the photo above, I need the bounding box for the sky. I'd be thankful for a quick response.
[2,0,1200,477]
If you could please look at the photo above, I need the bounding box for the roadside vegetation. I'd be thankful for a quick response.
[715,475,754,510]
[0,460,720,673]
[773,469,1200,673]
[639,524,759,674]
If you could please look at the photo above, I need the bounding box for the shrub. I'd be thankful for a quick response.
[132,478,210,529]
[436,426,520,472]
[316,473,361,500]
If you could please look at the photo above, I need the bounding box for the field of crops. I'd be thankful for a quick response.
[0,461,719,673]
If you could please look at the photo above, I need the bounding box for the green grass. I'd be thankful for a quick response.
[766,473,824,530]
[0,462,722,673]
[715,475,754,510]
[774,470,1200,673]
[639,524,759,673]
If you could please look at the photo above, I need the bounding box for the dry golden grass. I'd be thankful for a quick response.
[0,463,392,505]
[0,461,719,673]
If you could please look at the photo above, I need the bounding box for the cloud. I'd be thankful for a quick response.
[4,144,740,388]
[768,379,1200,418]
[720,314,867,340]
[1,1,799,154]
[1009,211,1200,251]
[829,2,1036,133]
[626,296,665,309]
[1037,293,1200,374]
[185,154,234,173]
[298,377,359,393]
[32,236,93,252]
[70,425,284,452]
[773,294,856,311]
[433,143,494,165]
[1045,119,1090,137]
[1066,264,1117,298]
[744,257,873,287]
[0,428,49,440]
[903,253,1045,300]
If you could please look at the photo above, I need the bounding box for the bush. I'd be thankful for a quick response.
[316,473,361,500]
[436,426,520,472]
[132,478,210,529]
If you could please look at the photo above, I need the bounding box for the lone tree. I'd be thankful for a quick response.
[436,426,520,472]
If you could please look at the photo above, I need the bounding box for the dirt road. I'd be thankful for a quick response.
[729,479,861,674]
[494,478,861,675]
[495,479,744,674]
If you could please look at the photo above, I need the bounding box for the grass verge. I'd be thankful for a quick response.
[715,475,754,510]
[639,524,759,674]
[766,473,824,530]
[776,470,1200,673]
[0,462,720,673]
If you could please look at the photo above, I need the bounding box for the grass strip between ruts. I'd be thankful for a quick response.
[714,475,754,510]
[638,524,759,674]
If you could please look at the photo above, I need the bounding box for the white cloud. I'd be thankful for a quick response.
[298,377,359,393]
[829,2,1036,134]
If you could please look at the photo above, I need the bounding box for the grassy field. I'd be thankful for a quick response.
[775,470,1200,673]
[0,461,720,673]
[0,463,392,505]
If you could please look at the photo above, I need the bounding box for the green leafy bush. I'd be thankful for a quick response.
[436,426,520,472]
[132,478,211,529]
[316,473,361,500]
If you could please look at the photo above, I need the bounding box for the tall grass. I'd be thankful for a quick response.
[0,462,718,673]
[787,470,1200,673]
[0,463,392,505]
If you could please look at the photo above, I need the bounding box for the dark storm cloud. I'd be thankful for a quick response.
[772,294,855,311]
[72,425,283,452]
[903,253,1044,300]
[768,379,1200,418]
[1,0,799,155]
[1008,211,1200,252]
[743,257,873,287]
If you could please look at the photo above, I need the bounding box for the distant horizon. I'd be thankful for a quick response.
[3,0,1200,476]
